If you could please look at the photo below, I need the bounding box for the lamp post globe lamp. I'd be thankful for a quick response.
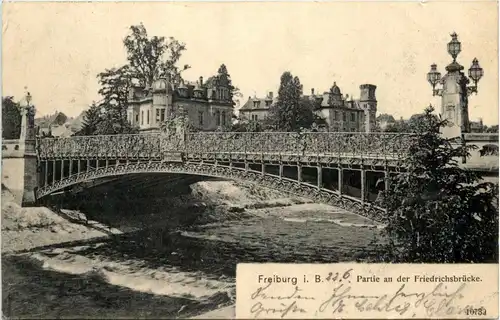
[468,58,484,87]
[427,63,442,94]
[426,32,484,139]
[447,32,462,61]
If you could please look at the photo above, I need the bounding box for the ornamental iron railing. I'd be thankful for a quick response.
[37,132,416,160]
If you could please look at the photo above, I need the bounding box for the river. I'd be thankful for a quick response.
[2,180,385,319]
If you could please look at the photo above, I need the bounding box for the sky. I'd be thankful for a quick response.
[2,1,499,124]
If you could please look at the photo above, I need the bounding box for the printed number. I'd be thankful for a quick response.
[466,307,486,316]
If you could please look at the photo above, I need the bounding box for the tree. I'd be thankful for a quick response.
[75,102,103,136]
[123,23,189,88]
[486,125,499,133]
[92,23,189,135]
[376,113,396,131]
[2,96,21,139]
[266,72,321,132]
[231,119,263,132]
[384,120,410,133]
[380,105,498,263]
[407,113,426,128]
[96,66,138,135]
[232,87,243,108]
[383,113,438,133]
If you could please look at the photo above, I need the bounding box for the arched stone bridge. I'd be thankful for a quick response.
[3,131,497,222]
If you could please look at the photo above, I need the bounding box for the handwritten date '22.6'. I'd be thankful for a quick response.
[312,269,353,284]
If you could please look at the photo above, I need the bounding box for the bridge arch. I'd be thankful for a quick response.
[35,161,386,222]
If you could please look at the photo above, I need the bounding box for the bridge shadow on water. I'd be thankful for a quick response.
[51,173,217,230]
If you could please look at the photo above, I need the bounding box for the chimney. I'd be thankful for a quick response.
[311,88,315,95]
[268,91,273,99]
[199,76,203,86]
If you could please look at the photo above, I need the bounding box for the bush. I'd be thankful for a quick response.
[379,106,499,263]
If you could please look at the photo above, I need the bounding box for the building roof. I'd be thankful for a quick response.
[330,82,341,96]
[240,94,277,111]
[242,83,368,113]
[35,111,68,128]
[129,74,234,107]
[304,93,363,111]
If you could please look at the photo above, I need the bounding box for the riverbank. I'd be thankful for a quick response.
[2,180,384,318]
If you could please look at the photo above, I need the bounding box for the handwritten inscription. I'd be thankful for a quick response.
[249,282,477,318]
[237,264,498,319]
[318,282,469,317]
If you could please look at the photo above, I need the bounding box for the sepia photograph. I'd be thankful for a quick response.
[2,1,499,318]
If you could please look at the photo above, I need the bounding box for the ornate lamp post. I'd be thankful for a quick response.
[426,32,484,138]
[19,90,36,141]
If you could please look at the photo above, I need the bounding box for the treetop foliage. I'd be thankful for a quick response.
[78,23,190,136]
[123,23,189,88]
[2,96,22,139]
[380,105,498,263]
[265,71,325,132]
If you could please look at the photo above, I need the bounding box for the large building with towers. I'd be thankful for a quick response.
[239,82,378,132]
[126,66,235,132]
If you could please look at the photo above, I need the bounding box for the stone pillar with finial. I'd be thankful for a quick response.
[19,90,38,205]
[2,89,39,206]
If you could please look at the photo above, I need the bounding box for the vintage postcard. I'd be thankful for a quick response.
[2,1,498,319]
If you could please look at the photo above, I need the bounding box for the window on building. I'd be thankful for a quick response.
[160,109,165,122]
[351,112,355,122]
[342,112,346,122]
[198,111,204,126]
[141,111,144,125]
[333,111,338,120]
[265,101,271,107]
[147,110,150,124]
[216,110,221,126]
[136,114,139,123]
[222,111,226,126]
[253,101,260,108]
[156,109,160,123]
